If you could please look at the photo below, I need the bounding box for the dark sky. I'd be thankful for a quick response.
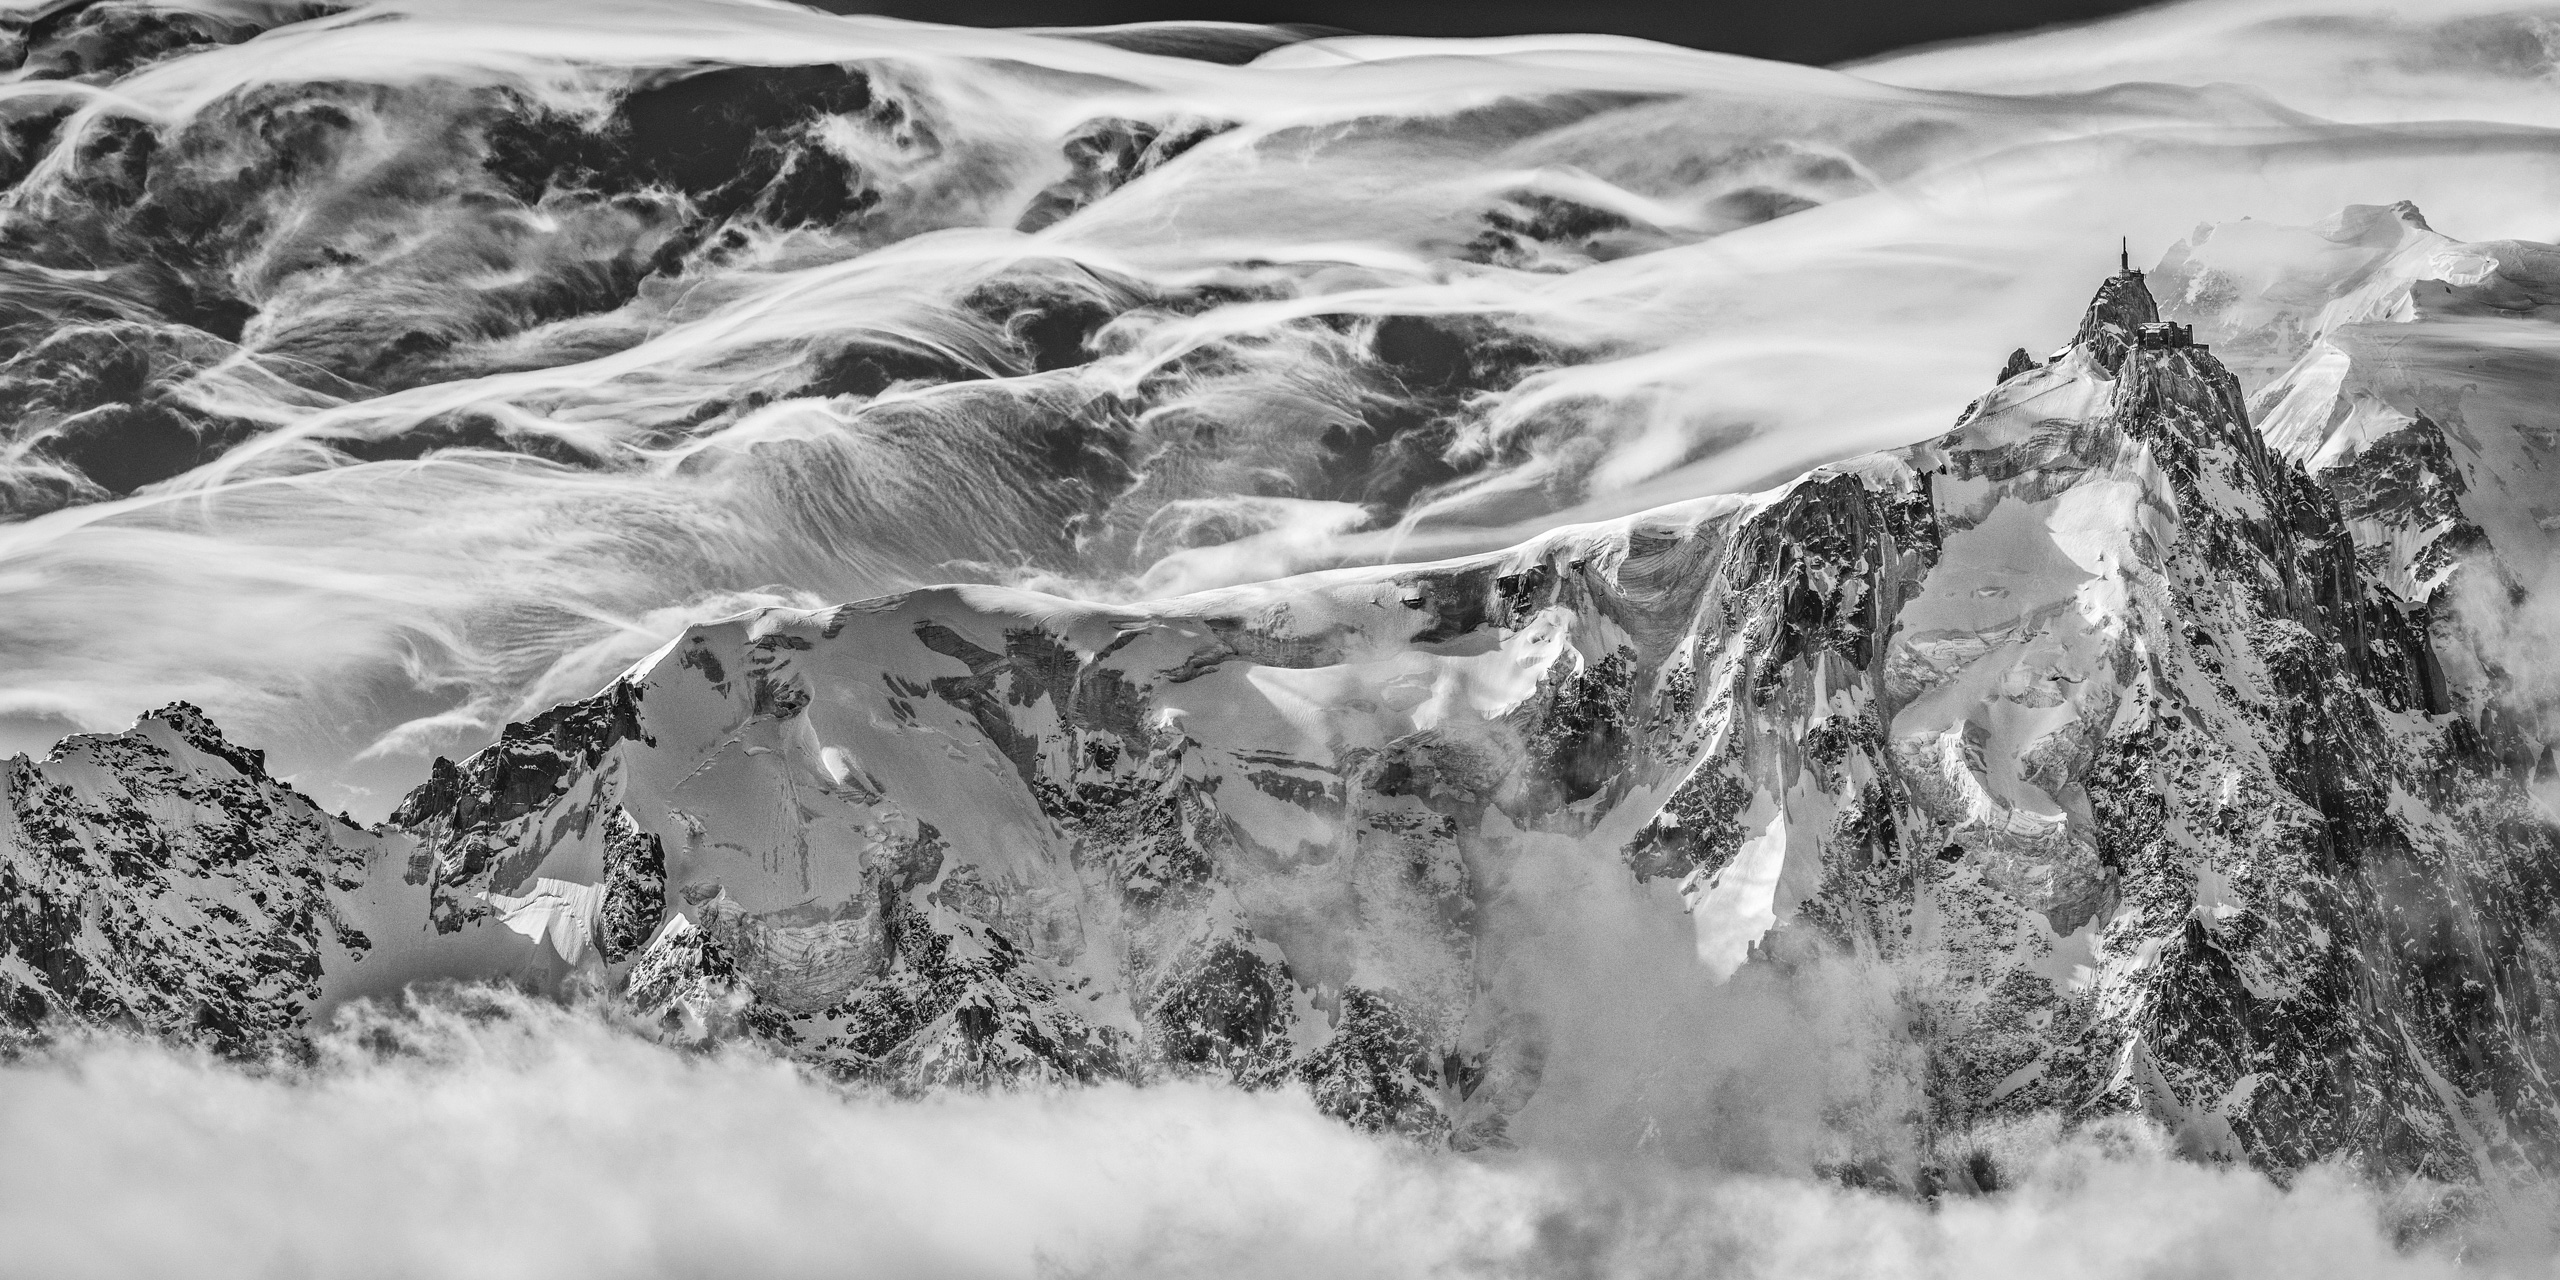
[813,0,2165,67]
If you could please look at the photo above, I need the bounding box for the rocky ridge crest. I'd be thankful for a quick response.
[8,256,2557,1187]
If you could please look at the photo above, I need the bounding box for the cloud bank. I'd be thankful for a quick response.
[2,990,2549,1280]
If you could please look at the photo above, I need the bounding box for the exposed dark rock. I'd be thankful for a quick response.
[2074,264,2162,374]
[596,809,666,964]
[1296,988,1447,1140]
[1146,938,1293,1081]
[390,681,645,901]
[0,703,375,1057]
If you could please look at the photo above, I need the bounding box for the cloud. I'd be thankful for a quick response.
[0,988,2545,1280]
[8,0,2560,830]
[1852,0,2560,128]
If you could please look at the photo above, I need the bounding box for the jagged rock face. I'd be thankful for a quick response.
[389,685,647,934]
[0,700,535,1055]
[2069,266,2160,372]
[2156,202,2560,594]
[2155,204,2560,790]
[378,266,2560,1176]
[0,704,382,1053]
[1916,273,2556,1180]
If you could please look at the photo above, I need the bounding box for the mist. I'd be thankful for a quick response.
[2,988,2548,1280]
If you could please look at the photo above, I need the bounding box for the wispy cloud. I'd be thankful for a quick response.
[4,0,2558,827]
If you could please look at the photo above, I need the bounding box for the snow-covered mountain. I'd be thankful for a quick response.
[2157,202,2560,599]
[0,702,522,1055]
[0,703,375,1052]
[19,255,2552,1185]
[2152,206,2560,895]
[10,2,2560,1225]
[418,258,2559,1179]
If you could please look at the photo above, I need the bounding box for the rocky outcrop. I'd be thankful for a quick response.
[2156,203,2560,781]
[0,704,380,1054]
[0,701,539,1056]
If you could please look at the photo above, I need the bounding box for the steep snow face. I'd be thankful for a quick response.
[385,267,2560,1178]
[2152,202,2485,393]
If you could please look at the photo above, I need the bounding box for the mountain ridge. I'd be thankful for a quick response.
[7,248,2558,1191]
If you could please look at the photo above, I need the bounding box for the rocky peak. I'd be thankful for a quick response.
[390,680,647,921]
[2,705,381,1054]
[122,700,273,782]
[1895,260,2556,1178]
[2071,259,2161,374]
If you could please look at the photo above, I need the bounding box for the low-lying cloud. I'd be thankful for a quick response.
[1,989,2550,1280]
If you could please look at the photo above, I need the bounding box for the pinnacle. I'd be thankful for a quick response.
[140,701,271,779]
[2073,256,2161,375]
